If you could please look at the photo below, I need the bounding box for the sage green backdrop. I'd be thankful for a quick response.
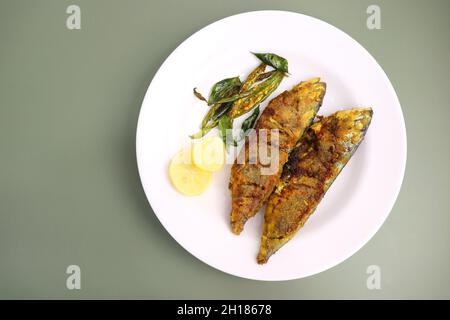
[1,0,449,299]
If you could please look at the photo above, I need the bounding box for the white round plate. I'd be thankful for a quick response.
[136,11,406,281]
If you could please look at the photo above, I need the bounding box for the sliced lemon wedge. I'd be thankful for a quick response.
[192,136,225,172]
[169,147,213,196]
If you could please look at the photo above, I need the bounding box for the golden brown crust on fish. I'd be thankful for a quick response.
[229,78,326,235]
[257,108,373,264]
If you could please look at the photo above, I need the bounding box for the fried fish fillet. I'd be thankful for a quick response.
[229,78,326,235]
[257,108,373,264]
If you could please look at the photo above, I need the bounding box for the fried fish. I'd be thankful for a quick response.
[229,78,326,235]
[257,108,373,264]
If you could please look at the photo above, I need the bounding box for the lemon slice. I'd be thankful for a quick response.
[169,148,213,196]
[192,136,226,172]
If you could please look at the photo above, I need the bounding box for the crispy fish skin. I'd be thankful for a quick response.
[257,108,373,264]
[229,78,326,235]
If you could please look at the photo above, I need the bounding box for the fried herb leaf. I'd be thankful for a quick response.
[201,89,240,129]
[241,106,260,136]
[208,77,242,105]
[208,89,255,105]
[253,52,289,73]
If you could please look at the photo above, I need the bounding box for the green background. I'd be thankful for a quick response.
[1,0,449,299]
